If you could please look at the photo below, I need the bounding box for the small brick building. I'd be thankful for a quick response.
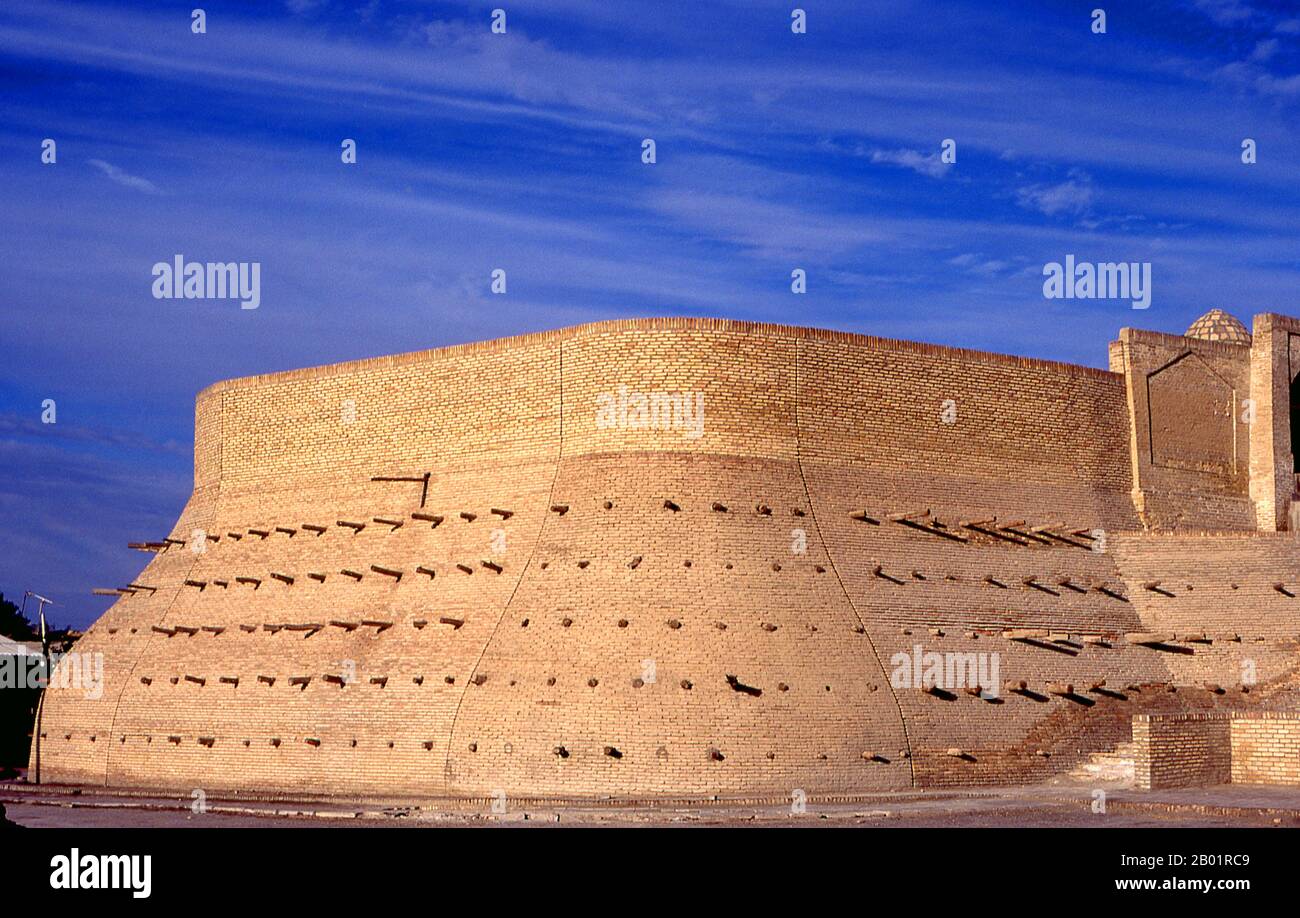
[31,312,1300,797]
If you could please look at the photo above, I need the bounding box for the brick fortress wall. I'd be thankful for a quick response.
[32,317,1300,798]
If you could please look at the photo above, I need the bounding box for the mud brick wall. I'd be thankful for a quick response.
[1111,329,1253,531]
[1133,712,1300,788]
[32,317,1300,799]
[1110,530,1300,693]
[1132,713,1231,789]
[1231,713,1300,785]
[1248,315,1300,531]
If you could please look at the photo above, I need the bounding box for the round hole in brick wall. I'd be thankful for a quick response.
[445,676,455,684]
[684,560,692,567]
[632,678,644,688]
[547,676,556,686]
[778,683,789,692]
[388,741,394,749]
[468,742,477,752]
[603,500,614,510]
[561,617,573,627]
[588,677,599,687]
[618,619,628,628]
[825,685,831,692]
[540,562,549,570]
[724,563,733,570]
[680,679,693,690]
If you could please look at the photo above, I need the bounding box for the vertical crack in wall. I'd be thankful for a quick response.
[101,539,205,786]
[789,338,916,786]
[441,339,566,790]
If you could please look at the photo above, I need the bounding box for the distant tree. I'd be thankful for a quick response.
[0,593,39,641]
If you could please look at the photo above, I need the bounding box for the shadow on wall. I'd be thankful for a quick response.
[0,681,39,778]
[1291,373,1299,474]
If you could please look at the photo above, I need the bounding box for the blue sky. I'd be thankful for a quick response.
[2,0,1298,628]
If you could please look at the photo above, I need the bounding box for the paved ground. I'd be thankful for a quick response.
[4,781,1300,827]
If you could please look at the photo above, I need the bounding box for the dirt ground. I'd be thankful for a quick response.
[4,781,1300,828]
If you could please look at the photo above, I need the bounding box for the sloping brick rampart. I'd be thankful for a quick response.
[32,318,1300,797]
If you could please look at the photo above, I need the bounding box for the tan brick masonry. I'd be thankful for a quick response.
[32,317,1300,798]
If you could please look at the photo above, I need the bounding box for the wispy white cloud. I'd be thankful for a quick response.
[87,158,161,194]
[1188,0,1258,27]
[947,253,1013,276]
[1254,72,1300,96]
[1016,172,1095,218]
[1212,55,1300,97]
[1248,38,1278,62]
[869,147,952,179]
[645,189,893,260]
